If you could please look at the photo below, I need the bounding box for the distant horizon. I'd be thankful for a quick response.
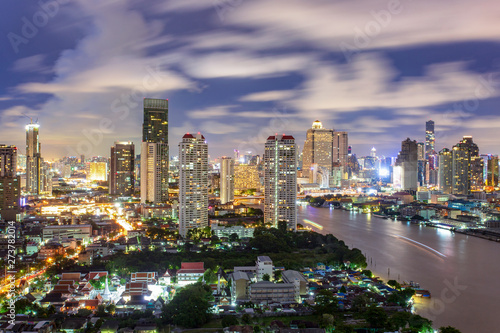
[1,0,499,160]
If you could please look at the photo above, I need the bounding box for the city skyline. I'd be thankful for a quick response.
[1,1,500,159]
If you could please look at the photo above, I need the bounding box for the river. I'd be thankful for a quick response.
[297,205,500,333]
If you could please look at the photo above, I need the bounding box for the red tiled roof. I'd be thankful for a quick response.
[180,262,204,270]
[183,133,194,139]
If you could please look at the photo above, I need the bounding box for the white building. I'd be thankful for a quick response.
[256,256,274,281]
[264,135,297,230]
[211,223,254,239]
[219,157,234,204]
[42,224,92,243]
[179,133,209,237]
[140,142,169,204]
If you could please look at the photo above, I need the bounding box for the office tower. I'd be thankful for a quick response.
[425,120,435,159]
[141,98,169,204]
[179,133,208,237]
[88,162,108,181]
[264,134,297,231]
[370,147,377,158]
[0,145,20,221]
[438,148,453,194]
[26,122,41,195]
[110,142,135,196]
[219,157,234,204]
[395,138,418,191]
[234,164,261,191]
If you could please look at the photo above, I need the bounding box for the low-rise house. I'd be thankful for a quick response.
[176,262,205,286]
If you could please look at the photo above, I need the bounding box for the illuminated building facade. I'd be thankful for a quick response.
[219,157,234,204]
[88,162,108,181]
[179,133,208,237]
[110,142,135,196]
[425,120,435,159]
[26,122,41,195]
[395,138,418,191]
[302,120,348,186]
[264,134,297,231]
[0,145,20,221]
[438,148,453,194]
[141,98,169,204]
[234,164,261,190]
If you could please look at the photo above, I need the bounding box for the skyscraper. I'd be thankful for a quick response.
[141,98,169,204]
[26,122,41,195]
[0,145,20,221]
[302,120,348,186]
[438,148,453,194]
[219,157,234,204]
[264,134,297,231]
[425,120,435,159]
[395,138,418,191]
[452,136,482,194]
[110,142,135,196]
[179,133,208,237]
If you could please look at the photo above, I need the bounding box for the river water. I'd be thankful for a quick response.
[297,205,500,333]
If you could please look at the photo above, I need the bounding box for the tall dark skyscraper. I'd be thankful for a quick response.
[110,142,135,196]
[0,145,20,221]
[425,120,435,159]
[141,98,169,204]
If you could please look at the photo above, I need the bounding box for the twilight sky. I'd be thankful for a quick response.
[1,0,500,160]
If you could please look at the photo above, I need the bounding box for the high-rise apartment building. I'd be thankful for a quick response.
[302,120,348,186]
[141,98,169,204]
[438,148,453,194]
[26,122,41,195]
[451,136,482,195]
[219,157,234,204]
[264,134,297,231]
[0,145,20,221]
[110,142,135,196]
[425,120,435,159]
[395,138,418,191]
[179,133,208,237]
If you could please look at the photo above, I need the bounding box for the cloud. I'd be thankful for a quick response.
[239,90,295,102]
[12,54,52,74]
[201,120,243,134]
[188,105,235,118]
[181,51,312,79]
[288,54,500,119]
[226,0,500,52]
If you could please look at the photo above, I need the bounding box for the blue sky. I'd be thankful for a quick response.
[1,0,499,160]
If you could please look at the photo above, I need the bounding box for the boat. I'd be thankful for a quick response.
[373,213,389,219]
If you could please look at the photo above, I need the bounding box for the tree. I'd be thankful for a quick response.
[364,306,388,329]
[389,311,411,330]
[387,279,401,289]
[314,289,338,315]
[241,313,252,324]
[439,327,462,333]
[262,273,270,281]
[229,233,239,242]
[162,283,212,328]
[221,316,239,327]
